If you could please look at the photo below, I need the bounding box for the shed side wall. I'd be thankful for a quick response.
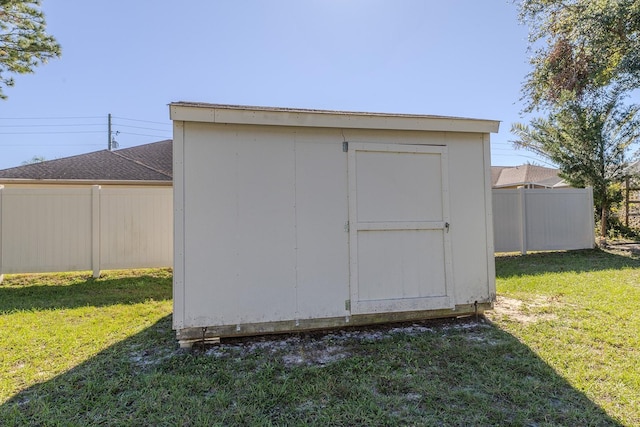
[293,139,350,320]
[182,123,297,327]
[446,132,496,304]
[177,123,493,330]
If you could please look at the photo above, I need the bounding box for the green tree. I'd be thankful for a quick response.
[0,0,60,99]
[511,90,640,237]
[21,154,45,164]
[518,0,640,111]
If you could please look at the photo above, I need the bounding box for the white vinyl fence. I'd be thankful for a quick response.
[0,185,172,281]
[493,188,595,254]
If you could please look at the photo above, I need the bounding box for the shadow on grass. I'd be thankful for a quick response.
[0,272,172,312]
[0,315,623,426]
[496,248,640,278]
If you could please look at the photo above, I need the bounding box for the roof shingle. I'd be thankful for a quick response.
[0,140,172,182]
[492,164,565,188]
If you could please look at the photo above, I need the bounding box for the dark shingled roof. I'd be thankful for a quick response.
[0,140,172,182]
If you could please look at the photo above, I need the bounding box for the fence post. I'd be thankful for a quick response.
[588,187,595,248]
[625,176,630,228]
[91,185,101,278]
[0,185,3,284]
[519,187,527,255]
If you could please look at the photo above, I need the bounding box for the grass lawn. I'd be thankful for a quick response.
[0,249,638,426]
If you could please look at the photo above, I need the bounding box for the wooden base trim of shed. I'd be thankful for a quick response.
[175,302,493,348]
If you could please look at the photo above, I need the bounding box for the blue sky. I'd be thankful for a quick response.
[0,0,549,170]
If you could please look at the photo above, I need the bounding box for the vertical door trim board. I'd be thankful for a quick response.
[173,120,186,330]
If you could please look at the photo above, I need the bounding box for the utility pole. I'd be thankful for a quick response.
[108,113,113,151]
[107,113,118,150]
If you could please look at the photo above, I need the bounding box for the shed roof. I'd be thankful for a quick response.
[0,139,172,184]
[170,103,500,134]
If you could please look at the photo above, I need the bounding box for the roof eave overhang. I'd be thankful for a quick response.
[169,102,500,134]
[0,179,172,186]
[493,182,555,189]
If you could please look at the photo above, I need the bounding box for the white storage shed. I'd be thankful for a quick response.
[170,103,500,347]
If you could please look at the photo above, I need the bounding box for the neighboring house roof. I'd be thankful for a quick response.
[492,164,568,188]
[623,160,640,176]
[491,166,508,188]
[0,139,172,184]
[114,140,173,178]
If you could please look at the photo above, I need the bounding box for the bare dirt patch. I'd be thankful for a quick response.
[199,318,490,368]
[490,296,558,323]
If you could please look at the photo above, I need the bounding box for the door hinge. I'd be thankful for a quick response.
[345,299,351,311]
[344,221,350,232]
[445,222,450,233]
[343,141,348,152]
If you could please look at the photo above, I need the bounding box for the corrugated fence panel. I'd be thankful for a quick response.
[0,187,92,273]
[99,187,173,270]
[0,186,172,276]
[492,188,595,254]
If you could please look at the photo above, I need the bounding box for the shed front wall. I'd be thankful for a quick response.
[174,122,494,332]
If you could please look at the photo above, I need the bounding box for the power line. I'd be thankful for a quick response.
[0,143,104,147]
[0,131,103,135]
[119,131,171,138]
[0,114,172,140]
[112,123,171,132]
[0,123,104,128]
[112,116,171,126]
[0,116,103,120]
[492,153,556,166]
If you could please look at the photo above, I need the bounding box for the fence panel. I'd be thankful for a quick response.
[99,187,173,270]
[492,190,524,253]
[0,185,593,275]
[493,188,594,254]
[0,187,93,274]
[0,186,172,277]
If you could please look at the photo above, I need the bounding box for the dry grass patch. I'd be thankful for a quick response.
[491,295,559,323]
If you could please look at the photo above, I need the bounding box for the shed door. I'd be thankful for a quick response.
[348,143,453,315]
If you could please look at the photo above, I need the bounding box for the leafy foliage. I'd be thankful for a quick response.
[518,0,640,111]
[511,90,640,236]
[0,0,60,99]
[21,154,45,164]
